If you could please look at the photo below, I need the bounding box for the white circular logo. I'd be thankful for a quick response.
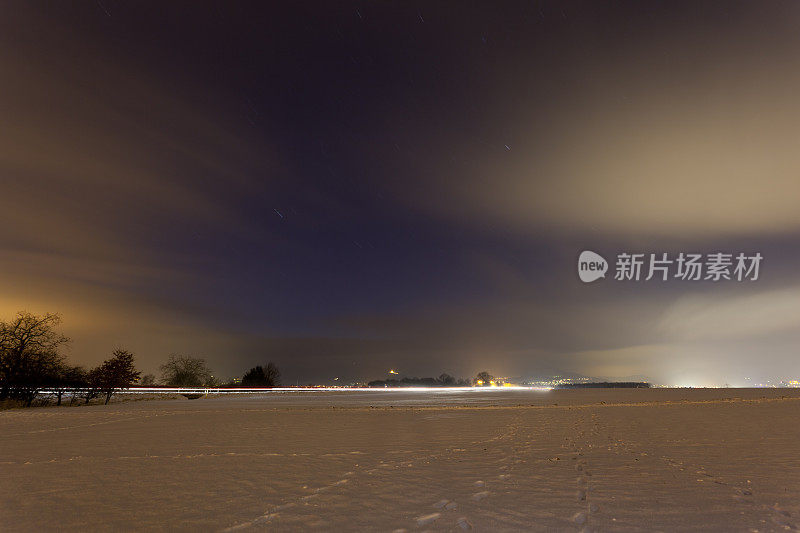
[578,251,608,283]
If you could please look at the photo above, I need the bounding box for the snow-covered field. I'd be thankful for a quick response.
[2,388,799,532]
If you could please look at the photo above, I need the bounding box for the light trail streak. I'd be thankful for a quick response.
[36,386,553,395]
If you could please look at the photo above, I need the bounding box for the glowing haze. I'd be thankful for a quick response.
[2,2,799,385]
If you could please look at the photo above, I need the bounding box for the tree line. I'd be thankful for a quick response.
[152,354,280,388]
[367,371,496,388]
[0,311,281,408]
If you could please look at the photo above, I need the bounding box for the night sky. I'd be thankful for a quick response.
[3,1,800,385]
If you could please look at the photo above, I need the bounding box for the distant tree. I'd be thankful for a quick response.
[241,366,265,386]
[159,354,215,387]
[89,349,141,405]
[475,371,494,386]
[50,364,87,406]
[437,373,455,385]
[264,362,280,386]
[139,373,156,386]
[64,366,88,406]
[241,362,280,387]
[368,375,467,388]
[0,312,70,405]
[82,382,102,405]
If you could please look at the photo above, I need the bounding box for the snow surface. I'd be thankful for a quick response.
[2,388,799,532]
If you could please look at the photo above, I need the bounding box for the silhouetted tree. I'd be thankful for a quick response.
[159,354,215,387]
[265,362,280,386]
[82,382,102,404]
[241,366,265,386]
[241,362,281,387]
[264,361,281,387]
[50,364,87,406]
[90,349,141,405]
[475,371,494,386]
[0,312,69,405]
[368,373,479,388]
[139,373,156,386]
[437,373,455,385]
[65,366,89,406]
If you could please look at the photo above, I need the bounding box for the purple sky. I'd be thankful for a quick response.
[2,1,800,385]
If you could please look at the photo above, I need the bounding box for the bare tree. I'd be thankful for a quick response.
[241,362,281,387]
[82,382,102,405]
[139,374,156,386]
[50,364,87,406]
[65,366,89,406]
[89,349,142,405]
[0,312,70,405]
[264,362,280,386]
[437,373,455,385]
[159,354,215,387]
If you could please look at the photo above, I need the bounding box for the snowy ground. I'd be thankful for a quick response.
[2,388,799,532]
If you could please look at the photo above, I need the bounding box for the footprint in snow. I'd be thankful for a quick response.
[272,503,296,512]
[572,511,587,525]
[415,513,440,527]
[456,517,473,530]
[472,491,490,502]
[770,506,795,529]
